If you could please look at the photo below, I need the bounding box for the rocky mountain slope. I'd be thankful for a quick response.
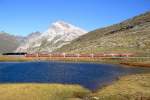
[0,32,24,53]
[17,21,87,53]
[57,12,150,55]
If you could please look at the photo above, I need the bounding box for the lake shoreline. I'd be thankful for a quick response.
[0,73,149,100]
[0,56,150,68]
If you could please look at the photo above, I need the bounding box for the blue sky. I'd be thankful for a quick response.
[0,0,150,36]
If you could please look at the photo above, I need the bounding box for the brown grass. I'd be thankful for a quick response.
[87,73,150,100]
[120,61,150,68]
[0,56,34,62]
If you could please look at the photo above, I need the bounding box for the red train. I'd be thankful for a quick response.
[25,53,134,58]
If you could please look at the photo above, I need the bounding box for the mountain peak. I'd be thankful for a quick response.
[53,20,71,25]
[17,20,87,53]
[51,20,75,29]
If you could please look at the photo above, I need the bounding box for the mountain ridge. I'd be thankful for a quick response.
[0,32,25,53]
[16,21,87,53]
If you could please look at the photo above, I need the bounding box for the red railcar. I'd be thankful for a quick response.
[102,53,121,57]
[51,53,64,57]
[120,53,134,57]
[102,53,134,57]
[65,54,78,57]
[93,54,105,58]
[79,54,92,58]
[25,54,37,57]
[38,53,50,57]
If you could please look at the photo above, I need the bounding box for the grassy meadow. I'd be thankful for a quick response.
[87,73,150,100]
[0,84,90,100]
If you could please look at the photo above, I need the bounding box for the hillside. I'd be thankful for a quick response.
[0,32,23,53]
[56,12,150,55]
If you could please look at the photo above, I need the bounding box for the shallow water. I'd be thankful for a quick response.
[0,61,149,90]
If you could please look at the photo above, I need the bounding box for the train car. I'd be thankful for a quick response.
[93,53,105,58]
[102,53,134,57]
[38,53,50,57]
[101,53,121,57]
[79,54,92,58]
[25,54,37,57]
[65,54,78,57]
[120,53,134,57]
[51,53,64,57]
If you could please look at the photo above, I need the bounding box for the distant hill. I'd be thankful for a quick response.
[0,32,24,53]
[56,12,150,55]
